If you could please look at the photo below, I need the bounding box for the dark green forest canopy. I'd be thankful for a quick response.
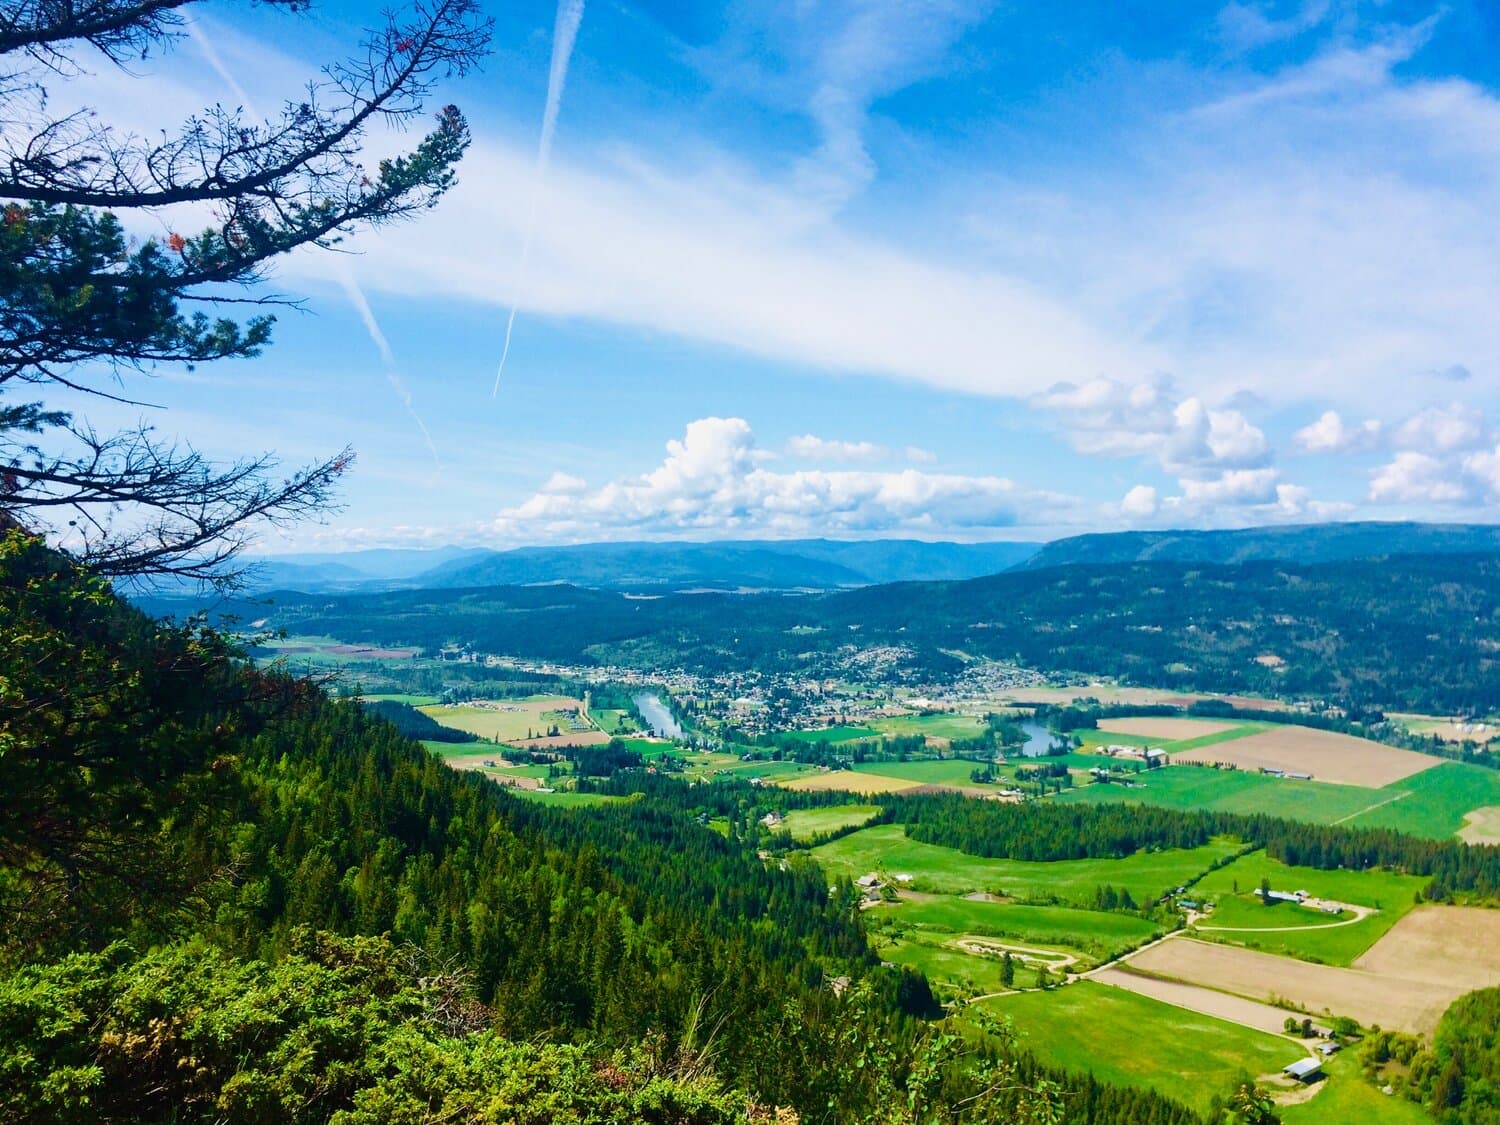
[160,551,1500,713]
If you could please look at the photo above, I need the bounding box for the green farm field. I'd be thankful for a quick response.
[592,708,639,734]
[782,725,878,743]
[980,982,1297,1116]
[778,804,879,840]
[1343,762,1500,838]
[510,790,618,808]
[360,692,441,706]
[851,758,991,786]
[871,894,1161,962]
[810,824,1243,905]
[1192,852,1427,964]
[419,698,588,742]
[869,713,988,741]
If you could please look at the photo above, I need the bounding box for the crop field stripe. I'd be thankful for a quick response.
[1330,790,1412,825]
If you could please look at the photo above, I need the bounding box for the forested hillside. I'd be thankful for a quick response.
[1018,522,1500,571]
[175,552,1500,713]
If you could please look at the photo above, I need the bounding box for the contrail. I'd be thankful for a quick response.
[492,0,585,398]
[186,13,442,470]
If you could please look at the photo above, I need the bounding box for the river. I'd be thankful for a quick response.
[633,692,684,739]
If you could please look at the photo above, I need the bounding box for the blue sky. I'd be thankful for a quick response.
[54,0,1500,548]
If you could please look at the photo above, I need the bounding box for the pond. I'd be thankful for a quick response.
[633,692,683,739]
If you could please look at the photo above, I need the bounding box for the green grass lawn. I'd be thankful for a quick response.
[869,713,988,741]
[1192,852,1427,964]
[782,725,879,743]
[869,895,1160,962]
[810,824,1243,906]
[779,804,879,841]
[1279,1049,1430,1125]
[980,982,1298,1116]
[359,692,441,706]
[1344,762,1500,838]
[1077,730,1157,749]
[851,758,992,786]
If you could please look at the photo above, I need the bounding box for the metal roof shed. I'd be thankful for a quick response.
[1283,1058,1323,1082]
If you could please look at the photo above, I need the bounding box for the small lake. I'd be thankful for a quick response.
[633,692,684,739]
[1015,720,1057,758]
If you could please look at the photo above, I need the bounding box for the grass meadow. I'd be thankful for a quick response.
[980,982,1296,1116]
[810,824,1242,905]
[779,804,880,840]
[870,895,1160,962]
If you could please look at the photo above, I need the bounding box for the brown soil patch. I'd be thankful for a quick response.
[1459,807,1500,844]
[1176,726,1439,787]
[1098,717,1238,740]
[781,771,922,794]
[1353,905,1500,989]
[511,731,611,750]
[1125,937,1457,1033]
[1092,966,1301,1036]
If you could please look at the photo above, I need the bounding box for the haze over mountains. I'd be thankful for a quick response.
[242,522,1500,595]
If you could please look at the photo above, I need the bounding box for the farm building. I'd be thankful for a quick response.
[1283,1058,1323,1082]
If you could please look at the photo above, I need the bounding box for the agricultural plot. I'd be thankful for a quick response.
[782,771,921,794]
[1352,905,1500,991]
[869,713,988,741]
[1460,806,1500,844]
[981,982,1297,1117]
[360,692,441,706]
[778,804,879,841]
[1096,717,1239,741]
[1343,762,1500,839]
[873,894,1160,962]
[1124,938,1458,1034]
[510,790,619,808]
[850,759,992,786]
[419,698,601,745]
[1090,967,1298,1036]
[810,824,1242,905]
[1175,726,1439,787]
[781,725,878,743]
[1192,853,1425,964]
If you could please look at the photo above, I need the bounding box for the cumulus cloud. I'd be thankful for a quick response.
[1034,375,1268,477]
[1293,410,1383,454]
[1120,485,1159,518]
[1393,403,1489,454]
[1369,451,1469,504]
[489,416,1080,539]
[786,434,887,462]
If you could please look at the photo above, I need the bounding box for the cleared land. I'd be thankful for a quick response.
[1459,806,1500,844]
[1192,853,1425,964]
[420,698,598,744]
[1279,1050,1429,1125]
[1125,938,1458,1033]
[1352,905,1500,989]
[851,759,990,786]
[1091,966,1299,1036]
[778,804,879,840]
[782,770,920,794]
[811,824,1242,905]
[1175,726,1440,787]
[871,894,1160,962]
[1097,717,1238,740]
[981,981,1297,1116]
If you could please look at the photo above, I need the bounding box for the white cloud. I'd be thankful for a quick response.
[904,446,938,464]
[1464,445,1500,498]
[1215,1,1330,52]
[786,434,888,462]
[539,471,588,494]
[1294,410,1383,454]
[489,416,1082,539]
[1369,451,1469,504]
[1034,375,1269,478]
[1121,484,1159,517]
[1393,403,1489,454]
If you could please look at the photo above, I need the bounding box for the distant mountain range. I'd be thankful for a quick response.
[237,538,1043,593]
[226,521,1500,595]
[1018,521,1500,571]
